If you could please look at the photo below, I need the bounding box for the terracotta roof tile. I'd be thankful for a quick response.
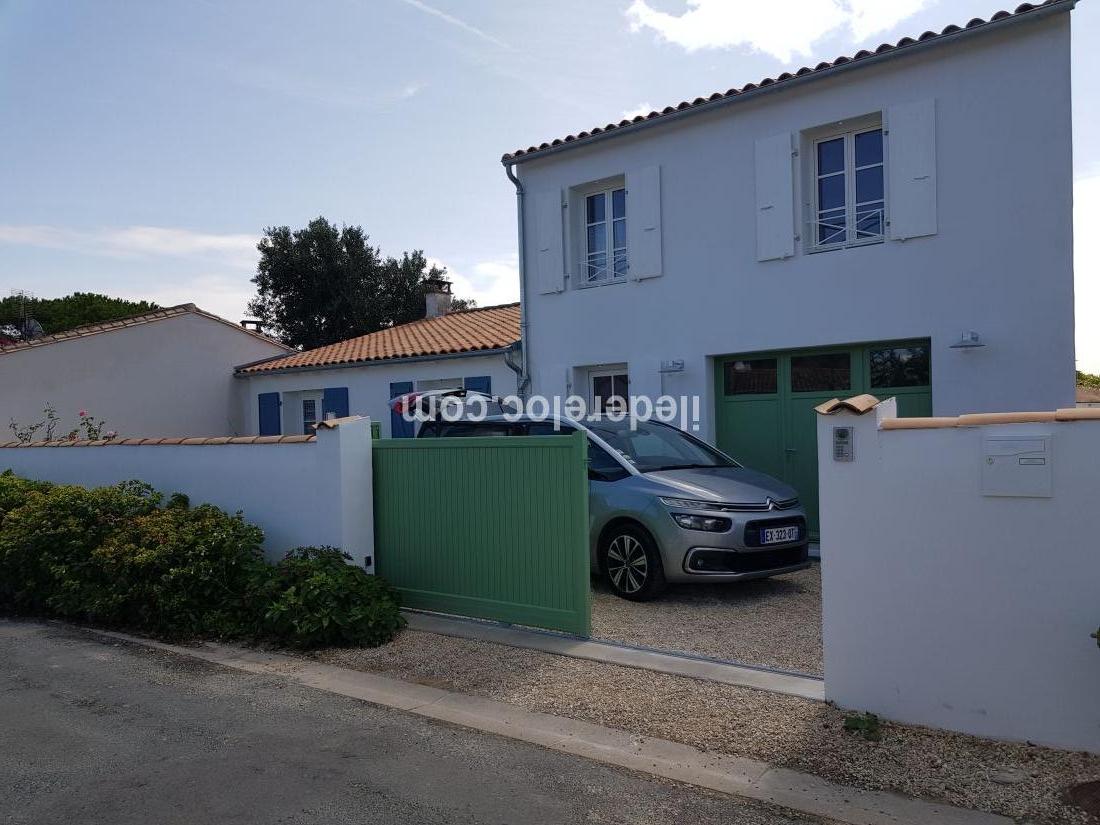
[501,1,1073,163]
[0,303,290,355]
[236,303,521,374]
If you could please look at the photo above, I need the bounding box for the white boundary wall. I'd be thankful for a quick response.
[818,400,1100,752]
[0,417,375,570]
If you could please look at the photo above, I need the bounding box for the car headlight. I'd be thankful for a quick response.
[670,513,732,532]
[659,496,719,510]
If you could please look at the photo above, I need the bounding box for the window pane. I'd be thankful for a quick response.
[611,188,626,219]
[723,358,777,395]
[612,218,626,249]
[587,223,606,254]
[869,345,930,388]
[613,253,628,276]
[592,375,612,400]
[817,138,844,175]
[855,166,883,203]
[587,253,607,281]
[791,353,850,392]
[855,202,884,238]
[611,374,629,398]
[527,422,572,436]
[855,129,883,166]
[588,440,626,475]
[586,193,605,223]
[817,174,845,211]
[817,209,846,245]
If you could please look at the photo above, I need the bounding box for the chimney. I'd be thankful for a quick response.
[423,275,453,319]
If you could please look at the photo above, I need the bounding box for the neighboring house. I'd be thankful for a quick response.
[0,304,291,438]
[502,0,1077,534]
[1077,386,1100,408]
[234,291,521,438]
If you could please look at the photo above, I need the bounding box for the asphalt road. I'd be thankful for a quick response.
[0,620,832,825]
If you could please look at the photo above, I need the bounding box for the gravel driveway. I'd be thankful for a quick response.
[314,628,1098,825]
[591,562,822,675]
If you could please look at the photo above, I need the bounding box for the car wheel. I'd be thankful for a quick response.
[601,525,666,601]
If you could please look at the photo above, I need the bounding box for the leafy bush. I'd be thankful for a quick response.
[0,470,53,520]
[87,503,266,638]
[0,476,403,650]
[257,546,404,649]
[0,479,158,614]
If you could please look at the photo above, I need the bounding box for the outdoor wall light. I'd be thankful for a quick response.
[949,331,985,349]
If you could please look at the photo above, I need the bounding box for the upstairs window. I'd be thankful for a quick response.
[585,187,628,283]
[813,127,884,249]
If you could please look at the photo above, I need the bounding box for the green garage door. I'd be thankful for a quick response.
[715,340,931,537]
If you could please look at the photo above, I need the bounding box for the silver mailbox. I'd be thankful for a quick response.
[981,435,1052,498]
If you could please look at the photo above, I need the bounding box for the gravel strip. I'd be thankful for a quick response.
[591,562,822,675]
[312,630,1098,825]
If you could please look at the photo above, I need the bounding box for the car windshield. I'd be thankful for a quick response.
[584,419,737,472]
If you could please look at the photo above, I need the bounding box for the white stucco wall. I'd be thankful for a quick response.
[0,418,375,569]
[236,352,519,437]
[817,401,1100,752]
[516,13,1075,438]
[0,313,289,439]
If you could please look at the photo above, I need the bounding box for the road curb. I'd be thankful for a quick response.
[87,628,1009,825]
[404,609,825,700]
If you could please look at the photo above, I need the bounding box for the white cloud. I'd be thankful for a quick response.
[430,255,520,308]
[397,0,514,51]
[0,224,258,269]
[625,0,933,62]
[622,101,654,120]
[1075,174,1100,373]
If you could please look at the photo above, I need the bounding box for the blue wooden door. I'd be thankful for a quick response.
[389,381,415,438]
[258,392,281,436]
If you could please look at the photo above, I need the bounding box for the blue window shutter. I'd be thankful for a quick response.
[258,392,281,436]
[463,376,491,394]
[389,381,415,438]
[322,387,350,421]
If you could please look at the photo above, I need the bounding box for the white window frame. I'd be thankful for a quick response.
[301,398,318,434]
[583,187,628,286]
[589,367,629,414]
[810,124,886,252]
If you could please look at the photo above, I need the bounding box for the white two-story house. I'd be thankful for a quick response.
[502,0,1077,533]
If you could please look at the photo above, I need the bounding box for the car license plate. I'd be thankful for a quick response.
[760,525,800,545]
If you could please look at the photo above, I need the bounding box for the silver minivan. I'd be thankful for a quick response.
[410,397,810,601]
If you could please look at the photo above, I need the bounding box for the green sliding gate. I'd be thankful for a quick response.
[373,432,591,636]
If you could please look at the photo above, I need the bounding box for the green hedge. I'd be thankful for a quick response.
[0,471,404,648]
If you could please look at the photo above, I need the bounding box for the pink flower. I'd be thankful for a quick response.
[78,409,87,417]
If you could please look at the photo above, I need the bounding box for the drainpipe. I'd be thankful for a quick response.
[504,162,531,399]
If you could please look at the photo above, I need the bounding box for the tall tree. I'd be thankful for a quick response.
[247,217,473,351]
[0,292,159,338]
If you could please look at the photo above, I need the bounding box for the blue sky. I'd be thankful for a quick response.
[1,0,1097,368]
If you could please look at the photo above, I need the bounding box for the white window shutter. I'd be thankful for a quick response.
[754,133,795,262]
[533,189,565,294]
[627,165,662,280]
[886,99,937,240]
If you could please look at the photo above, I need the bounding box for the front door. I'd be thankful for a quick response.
[715,340,931,537]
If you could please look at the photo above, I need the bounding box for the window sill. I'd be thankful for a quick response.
[806,237,885,255]
[574,276,629,290]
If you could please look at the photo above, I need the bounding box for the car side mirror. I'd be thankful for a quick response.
[588,466,626,482]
